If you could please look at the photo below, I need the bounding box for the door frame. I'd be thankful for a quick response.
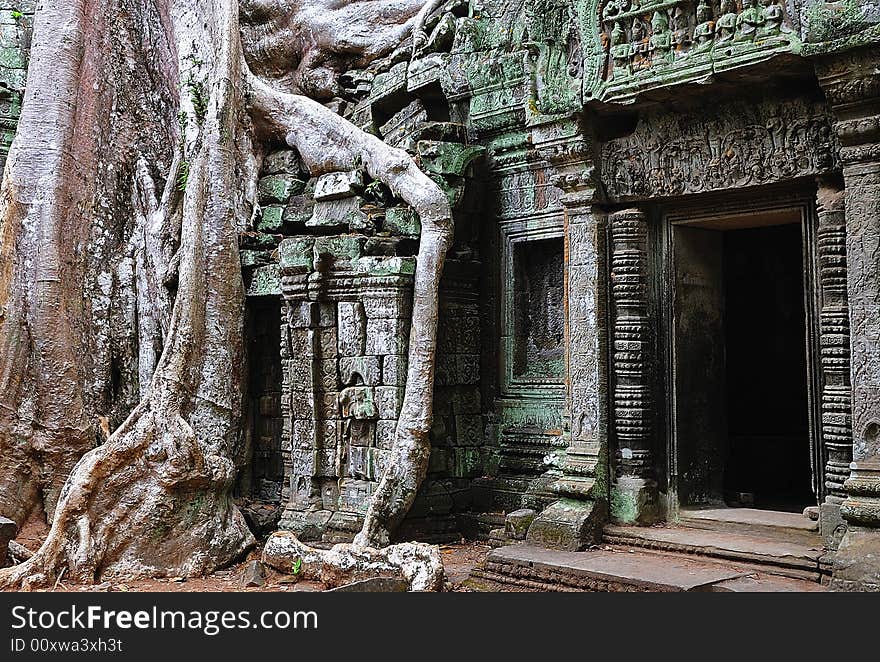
[657,187,822,520]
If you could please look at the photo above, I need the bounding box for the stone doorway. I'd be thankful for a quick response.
[668,206,818,516]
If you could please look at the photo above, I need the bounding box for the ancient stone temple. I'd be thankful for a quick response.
[235,0,880,590]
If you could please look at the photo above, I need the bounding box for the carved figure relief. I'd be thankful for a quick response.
[597,0,800,87]
[601,98,838,200]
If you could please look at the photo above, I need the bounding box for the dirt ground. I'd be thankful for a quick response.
[6,513,491,593]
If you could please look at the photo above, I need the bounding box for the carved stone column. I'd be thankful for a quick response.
[608,208,660,524]
[815,181,853,548]
[817,49,880,590]
[525,118,609,551]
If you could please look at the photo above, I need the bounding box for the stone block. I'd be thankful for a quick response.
[337,301,366,357]
[278,237,314,274]
[263,149,303,175]
[339,356,381,387]
[313,170,364,201]
[315,448,336,477]
[384,206,421,237]
[364,296,411,320]
[359,256,416,277]
[327,510,365,533]
[338,479,374,514]
[320,392,339,418]
[318,328,337,358]
[318,358,339,390]
[452,447,482,478]
[365,318,409,356]
[318,302,336,328]
[368,448,390,481]
[375,386,405,419]
[292,420,315,450]
[259,174,305,204]
[239,249,272,269]
[246,264,280,297]
[505,509,537,540]
[610,477,661,526]
[257,205,284,233]
[320,479,339,510]
[376,420,397,449]
[348,445,369,479]
[291,449,317,475]
[339,386,377,420]
[526,499,605,552]
[820,498,848,550]
[382,355,408,385]
[308,197,355,229]
[347,419,375,446]
[831,527,880,591]
[318,420,339,448]
[313,235,364,265]
[284,509,333,541]
[456,354,481,385]
[454,414,482,446]
[283,194,315,226]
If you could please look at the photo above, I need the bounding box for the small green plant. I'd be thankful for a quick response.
[11,10,23,20]
[291,557,302,575]
[176,159,189,192]
[187,79,208,123]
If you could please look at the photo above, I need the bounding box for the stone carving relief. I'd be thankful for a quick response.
[588,0,801,101]
[601,97,838,200]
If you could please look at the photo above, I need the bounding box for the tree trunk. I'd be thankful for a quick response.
[0,0,448,589]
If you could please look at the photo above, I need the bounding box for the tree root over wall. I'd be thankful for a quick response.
[0,0,450,590]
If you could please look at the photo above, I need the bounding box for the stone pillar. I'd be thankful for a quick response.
[608,208,660,525]
[818,50,880,590]
[525,119,609,550]
[815,181,853,548]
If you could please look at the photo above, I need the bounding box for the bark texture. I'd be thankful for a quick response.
[1,0,448,588]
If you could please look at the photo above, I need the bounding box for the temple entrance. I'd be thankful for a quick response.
[669,208,816,514]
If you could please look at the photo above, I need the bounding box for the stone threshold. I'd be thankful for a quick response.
[466,544,827,592]
[603,524,831,582]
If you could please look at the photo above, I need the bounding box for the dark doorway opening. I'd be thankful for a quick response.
[722,223,813,510]
[670,211,815,513]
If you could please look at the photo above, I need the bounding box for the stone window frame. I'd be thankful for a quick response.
[498,212,566,399]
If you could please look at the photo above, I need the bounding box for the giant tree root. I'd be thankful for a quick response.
[262,531,444,591]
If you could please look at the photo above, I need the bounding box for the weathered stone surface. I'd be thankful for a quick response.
[526,499,604,552]
[610,477,661,526]
[313,171,364,201]
[339,386,377,419]
[307,197,368,229]
[337,301,366,357]
[238,560,266,588]
[504,508,536,540]
[259,174,306,204]
[263,149,303,175]
[257,205,284,233]
[339,356,381,387]
[383,206,420,237]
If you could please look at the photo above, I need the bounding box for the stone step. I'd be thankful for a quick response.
[678,507,820,545]
[603,524,830,581]
[466,544,826,592]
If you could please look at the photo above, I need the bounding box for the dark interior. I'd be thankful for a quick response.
[722,223,813,510]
